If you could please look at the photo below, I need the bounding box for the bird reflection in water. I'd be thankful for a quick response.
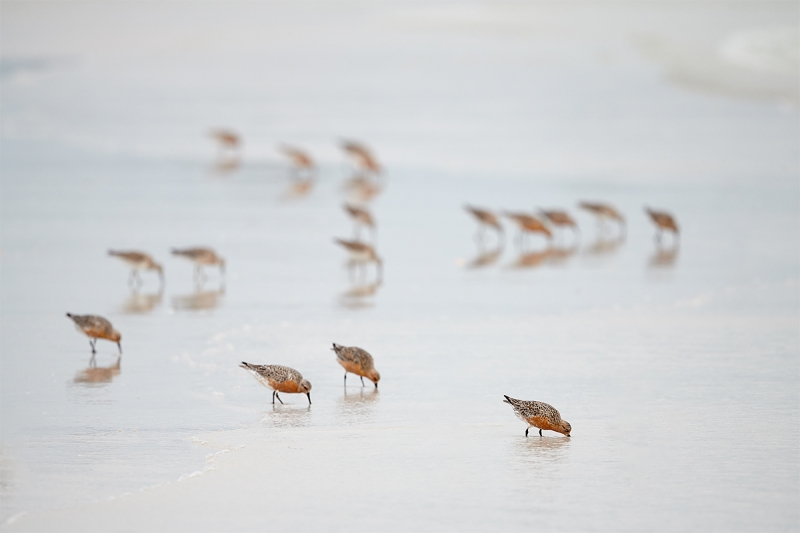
[583,233,626,257]
[339,279,382,309]
[467,243,504,269]
[344,174,383,203]
[281,177,315,200]
[337,387,379,425]
[513,435,571,466]
[510,247,552,269]
[121,286,164,314]
[544,244,578,267]
[73,356,121,385]
[649,243,680,269]
[262,404,312,428]
[172,282,225,311]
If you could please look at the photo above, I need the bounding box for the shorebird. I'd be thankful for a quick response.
[465,205,503,243]
[210,129,240,151]
[108,250,164,287]
[503,395,571,437]
[332,343,381,388]
[239,363,312,405]
[538,209,579,241]
[66,313,122,354]
[279,145,315,179]
[341,141,382,175]
[504,212,552,247]
[579,201,626,235]
[334,238,382,280]
[644,207,679,242]
[171,247,225,280]
[343,204,375,240]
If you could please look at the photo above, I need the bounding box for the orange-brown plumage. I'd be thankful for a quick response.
[645,207,679,233]
[504,212,552,238]
[465,205,502,232]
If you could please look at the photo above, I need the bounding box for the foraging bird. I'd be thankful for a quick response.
[209,129,240,150]
[538,209,579,236]
[343,204,375,239]
[108,250,164,287]
[334,238,382,280]
[171,247,225,280]
[465,205,503,241]
[579,201,626,235]
[341,141,382,174]
[239,363,312,405]
[644,207,679,241]
[66,313,122,354]
[504,212,552,245]
[279,145,315,177]
[503,395,571,437]
[331,343,381,388]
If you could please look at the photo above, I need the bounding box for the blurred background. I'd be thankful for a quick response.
[1,2,798,531]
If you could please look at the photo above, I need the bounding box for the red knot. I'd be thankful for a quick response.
[239,363,312,405]
[332,343,380,388]
[343,204,375,240]
[644,206,679,243]
[341,141,382,175]
[579,201,625,227]
[66,313,122,354]
[503,395,571,437]
[171,247,225,280]
[334,238,382,280]
[108,250,164,287]
[503,212,552,248]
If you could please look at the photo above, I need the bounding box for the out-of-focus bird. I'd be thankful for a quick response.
[279,145,315,177]
[465,205,503,242]
[209,129,241,159]
[66,313,122,354]
[239,363,312,405]
[538,209,579,237]
[579,201,626,235]
[171,247,225,280]
[503,395,571,437]
[334,238,382,280]
[331,343,381,388]
[341,141,382,175]
[504,212,552,247]
[344,204,375,240]
[644,207,679,242]
[108,250,164,287]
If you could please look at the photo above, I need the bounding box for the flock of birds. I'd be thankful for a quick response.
[64,130,682,437]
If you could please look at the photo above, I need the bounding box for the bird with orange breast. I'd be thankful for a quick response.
[644,206,679,243]
[504,395,571,437]
[66,313,122,354]
[504,212,552,248]
[578,201,626,235]
[332,343,381,388]
[341,141,382,175]
[279,145,315,179]
[239,363,312,405]
[334,238,382,280]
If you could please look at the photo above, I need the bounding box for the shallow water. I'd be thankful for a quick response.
[1,2,799,531]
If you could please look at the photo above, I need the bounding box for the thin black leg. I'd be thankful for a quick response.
[360,376,365,387]
[525,428,529,437]
[275,392,284,404]
[539,428,543,437]
[272,391,276,404]
[344,372,347,386]
[90,339,96,354]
